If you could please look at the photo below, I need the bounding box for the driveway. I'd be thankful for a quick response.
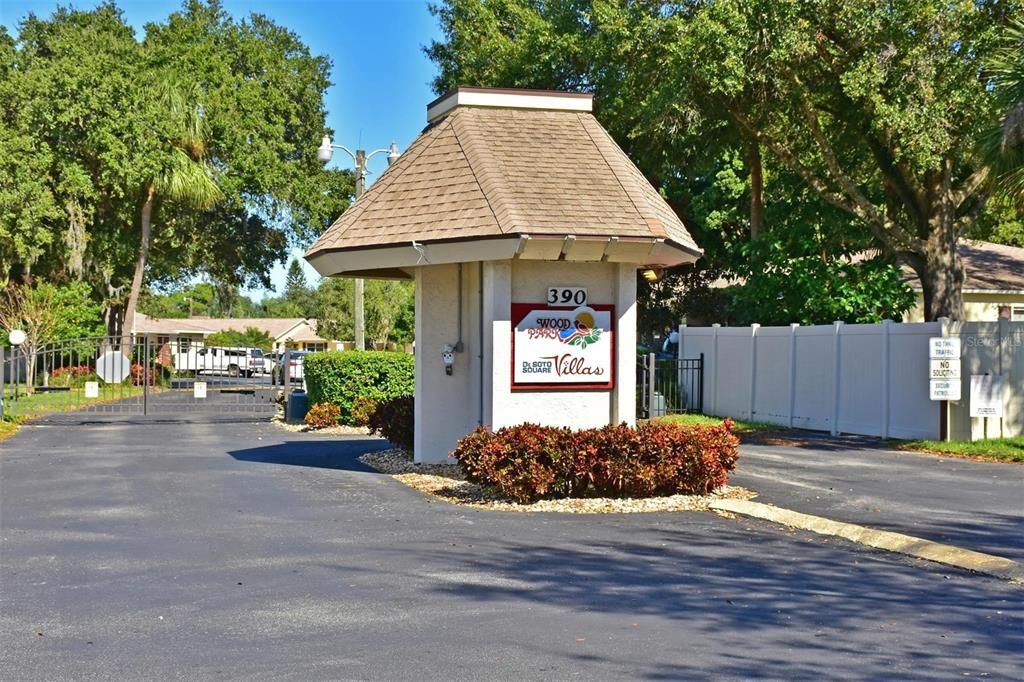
[1,420,1022,680]
[730,434,1024,562]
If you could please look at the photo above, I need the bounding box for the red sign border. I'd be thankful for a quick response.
[510,303,616,391]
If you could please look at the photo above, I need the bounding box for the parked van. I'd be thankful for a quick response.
[174,346,264,378]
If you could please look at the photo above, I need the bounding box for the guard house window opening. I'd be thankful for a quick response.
[1012,306,1024,322]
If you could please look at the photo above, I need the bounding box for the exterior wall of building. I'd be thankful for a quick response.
[414,258,637,464]
[904,292,1024,322]
[493,260,636,429]
[414,263,483,463]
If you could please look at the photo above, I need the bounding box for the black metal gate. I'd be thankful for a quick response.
[1,335,295,422]
[637,353,704,420]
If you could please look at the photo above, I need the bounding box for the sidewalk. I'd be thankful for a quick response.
[730,434,1024,562]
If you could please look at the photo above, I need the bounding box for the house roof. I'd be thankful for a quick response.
[306,87,700,276]
[902,240,1024,293]
[133,314,322,341]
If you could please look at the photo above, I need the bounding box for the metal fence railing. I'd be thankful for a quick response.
[637,353,704,420]
[1,335,294,422]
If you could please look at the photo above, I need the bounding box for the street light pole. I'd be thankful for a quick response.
[318,136,399,350]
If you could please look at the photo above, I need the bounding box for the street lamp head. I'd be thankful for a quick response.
[386,142,400,166]
[8,329,27,346]
[316,134,334,163]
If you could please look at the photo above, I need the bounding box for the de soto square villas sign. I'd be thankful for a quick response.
[512,288,614,390]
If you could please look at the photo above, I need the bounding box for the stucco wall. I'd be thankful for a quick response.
[414,263,483,463]
[491,261,630,429]
[415,258,638,463]
[904,292,1024,322]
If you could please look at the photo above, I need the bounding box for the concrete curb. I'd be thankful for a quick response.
[709,498,1024,583]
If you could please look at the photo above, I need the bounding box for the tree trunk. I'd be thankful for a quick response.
[121,185,155,354]
[908,212,965,321]
[747,140,764,240]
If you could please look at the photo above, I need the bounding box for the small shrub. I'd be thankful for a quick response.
[304,351,414,425]
[368,395,414,451]
[50,365,94,387]
[451,420,739,504]
[129,363,156,387]
[305,402,341,429]
[349,396,379,426]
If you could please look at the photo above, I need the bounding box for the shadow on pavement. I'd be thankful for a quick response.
[385,534,1022,679]
[228,438,389,473]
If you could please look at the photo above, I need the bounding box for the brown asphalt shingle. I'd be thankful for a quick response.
[902,241,1024,292]
[306,106,698,258]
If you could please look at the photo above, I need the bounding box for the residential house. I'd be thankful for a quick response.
[132,313,342,366]
[902,241,1024,322]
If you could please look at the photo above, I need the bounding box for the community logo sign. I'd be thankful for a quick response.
[511,304,614,389]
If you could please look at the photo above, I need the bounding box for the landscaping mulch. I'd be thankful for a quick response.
[359,448,757,514]
[271,414,371,436]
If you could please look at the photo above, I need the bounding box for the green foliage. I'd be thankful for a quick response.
[315,278,414,345]
[205,327,273,351]
[140,281,262,318]
[729,249,916,326]
[1,1,353,324]
[303,351,414,425]
[980,16,1024,210]
[428,0,1022,320]
[452,420,740,504]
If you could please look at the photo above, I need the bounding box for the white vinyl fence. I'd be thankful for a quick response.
[679,320,1023,441]
[947,320,1023,440]
[678,321,941,440]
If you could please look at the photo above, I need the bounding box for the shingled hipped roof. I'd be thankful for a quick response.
[306,88,700,277]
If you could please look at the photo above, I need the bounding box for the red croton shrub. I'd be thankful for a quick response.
[367,395,414,451]
[129,363,155,386]
[451,420,739,504]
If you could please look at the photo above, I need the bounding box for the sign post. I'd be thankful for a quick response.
[928,337,961,441]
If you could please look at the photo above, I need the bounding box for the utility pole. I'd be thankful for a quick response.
[353,149,367,352]
[318,137,399,350]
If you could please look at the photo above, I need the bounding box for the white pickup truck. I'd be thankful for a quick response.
[174,346,264,378]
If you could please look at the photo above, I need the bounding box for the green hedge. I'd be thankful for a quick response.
[304,351,414,425]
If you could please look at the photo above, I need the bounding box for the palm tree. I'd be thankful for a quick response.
[120,81,221,352]
[983,17,1024,210]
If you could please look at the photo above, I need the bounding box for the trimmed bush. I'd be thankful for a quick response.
[368,395,414,451]
[452,420,739,503]
[305,402,341,429]
[304,351,414,425]
[349,396,378,427]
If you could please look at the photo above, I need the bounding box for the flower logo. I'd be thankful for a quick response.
[558,310,602,349]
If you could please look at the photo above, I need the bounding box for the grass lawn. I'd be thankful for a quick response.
[653,413,781,434]
[896,437,1024,463]
[0,419,18,442]
[2,384,146,420]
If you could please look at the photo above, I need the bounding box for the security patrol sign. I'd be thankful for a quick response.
[928,337,961,401]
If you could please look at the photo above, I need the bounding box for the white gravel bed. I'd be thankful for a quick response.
[271,414,371,436]
[359,448,757,514]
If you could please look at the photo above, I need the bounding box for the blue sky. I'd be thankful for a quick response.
[0,0,443,299]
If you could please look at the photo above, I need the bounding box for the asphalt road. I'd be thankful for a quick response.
[1,421,1022,680]
[730,435,1024,562]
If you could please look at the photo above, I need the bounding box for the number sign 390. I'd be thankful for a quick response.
[546,287,587,306]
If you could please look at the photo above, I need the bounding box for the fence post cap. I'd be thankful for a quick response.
[712,323,721,328]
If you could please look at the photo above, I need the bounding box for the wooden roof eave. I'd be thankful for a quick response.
[307,234,701,278]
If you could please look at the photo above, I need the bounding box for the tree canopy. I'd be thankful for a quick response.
[0,0,353,334]
[428,0,1023,323]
